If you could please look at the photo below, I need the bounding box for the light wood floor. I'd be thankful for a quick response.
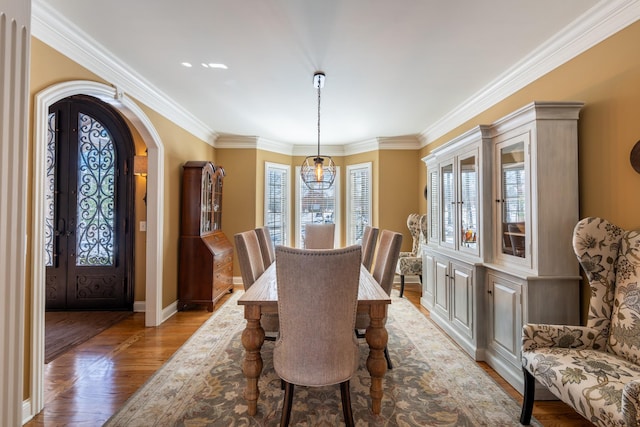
[25,283,593,426]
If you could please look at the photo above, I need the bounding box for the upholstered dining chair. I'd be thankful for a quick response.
[234,230,279,338]
[274,245,362,427]
[304,223,335,249]
[360,225,379,271]
[355,229,403,369]
[395,213,427,297]
[254,226,275,267]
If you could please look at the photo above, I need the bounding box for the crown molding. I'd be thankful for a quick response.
[31,0,217,145]
[420,0,640,146]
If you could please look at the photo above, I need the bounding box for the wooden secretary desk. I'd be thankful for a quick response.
[178,161,233,311]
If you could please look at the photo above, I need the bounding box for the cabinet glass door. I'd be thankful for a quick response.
[428,169,439,243]
[498,140,526,258]
[459,154,477,250]
[201,171,212,233]
[440,162,455,246]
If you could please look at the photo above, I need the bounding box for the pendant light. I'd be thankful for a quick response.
[300,72,336,190]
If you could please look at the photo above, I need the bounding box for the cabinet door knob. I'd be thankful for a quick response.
[487,290,493,295]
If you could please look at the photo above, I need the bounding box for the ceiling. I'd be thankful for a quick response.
[33,0,623,148]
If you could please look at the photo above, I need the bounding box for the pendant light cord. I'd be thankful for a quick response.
[317,83,321,158]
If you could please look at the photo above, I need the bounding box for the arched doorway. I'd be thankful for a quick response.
[45,94,134,310]
[30,80,166,417]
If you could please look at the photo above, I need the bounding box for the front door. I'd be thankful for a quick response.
[45,95,134,310]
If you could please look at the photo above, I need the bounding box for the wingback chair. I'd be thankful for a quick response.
[274,245,362,427]
[355,230,403,369]
[360,225,379,271]
[304,223,335,249]
[234,230,279,337]
[521,217,640,426]
[395,213,427,297]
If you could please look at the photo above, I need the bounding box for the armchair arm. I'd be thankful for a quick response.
[623,380,640,427]
[522,323,608,352]
[398,251,414,258]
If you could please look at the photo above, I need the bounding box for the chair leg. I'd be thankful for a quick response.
[280,381,295,427]
[384,346,393,370]
[520,368,536,425]
[340,380,355,427]
[400,275,405,297]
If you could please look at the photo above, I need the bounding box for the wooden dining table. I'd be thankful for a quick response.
[237,262,392,416]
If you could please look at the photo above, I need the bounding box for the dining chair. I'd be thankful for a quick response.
[234,230,279,337]
[274,245,362,427]
[303,223,335,249]
[254,226,275,267]
[360,225,379,271]
[355,229,403,369]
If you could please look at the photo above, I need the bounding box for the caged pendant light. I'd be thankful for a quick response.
[300,72,336,190]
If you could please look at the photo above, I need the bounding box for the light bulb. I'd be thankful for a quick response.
[314,159,324,181]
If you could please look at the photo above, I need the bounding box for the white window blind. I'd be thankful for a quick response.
[346,163,372,245]
[441,163,454,244]
[502,166,525,223]
[295,166,340,248]
[429,170,438,241]
[264,162,290,246]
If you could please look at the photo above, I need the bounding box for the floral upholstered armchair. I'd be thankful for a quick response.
[395,213,426,298]
[520,217,640,426]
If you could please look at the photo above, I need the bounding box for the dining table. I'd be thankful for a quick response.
[237,262,392,416]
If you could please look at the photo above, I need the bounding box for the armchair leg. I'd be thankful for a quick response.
[400,275,405,297]
[280,381,295,427]
[340,380,355,427]
[520,368,536,425]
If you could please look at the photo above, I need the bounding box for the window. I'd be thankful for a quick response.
[264,162,290,246]
[346,163,372,245]
[295,166,340,248]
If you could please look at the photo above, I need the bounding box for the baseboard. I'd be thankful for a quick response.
[131,300,178,324]
[22,398,33,424]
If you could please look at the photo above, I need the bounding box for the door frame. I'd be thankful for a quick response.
[30,80,165,416]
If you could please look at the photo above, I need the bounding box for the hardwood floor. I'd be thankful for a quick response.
[25,283,593,426]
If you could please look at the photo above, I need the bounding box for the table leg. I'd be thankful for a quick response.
[365,303,388,415]
[241,305,265,416]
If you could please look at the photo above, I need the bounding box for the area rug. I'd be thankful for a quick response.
[45,310,133,363]
[105,291,539,426]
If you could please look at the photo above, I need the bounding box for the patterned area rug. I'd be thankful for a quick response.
[105,291,539,426]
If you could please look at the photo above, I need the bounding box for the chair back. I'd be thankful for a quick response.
[254,226,275,267]
[361,226,379,271]
[406,213,426,256]
[274,245,361,386]
[372,230,403,295]
[304,223,335,249]
[234,230,265,291]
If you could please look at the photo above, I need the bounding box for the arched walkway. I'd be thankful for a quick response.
[30,80,166,416]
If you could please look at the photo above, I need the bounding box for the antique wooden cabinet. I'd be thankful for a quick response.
[178,161,233,311]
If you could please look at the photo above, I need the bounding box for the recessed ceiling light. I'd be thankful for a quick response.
[181,62,192,67]
[205,63,228,70]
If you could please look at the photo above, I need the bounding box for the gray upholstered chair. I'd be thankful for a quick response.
[254,226,275,267]
[355,229,403,369]
[304,223,335,249]
[274,245,362,427]
[395,213,427,297]
[360,225,379,271]
[234,230,279,337]
[521,217,640,426]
